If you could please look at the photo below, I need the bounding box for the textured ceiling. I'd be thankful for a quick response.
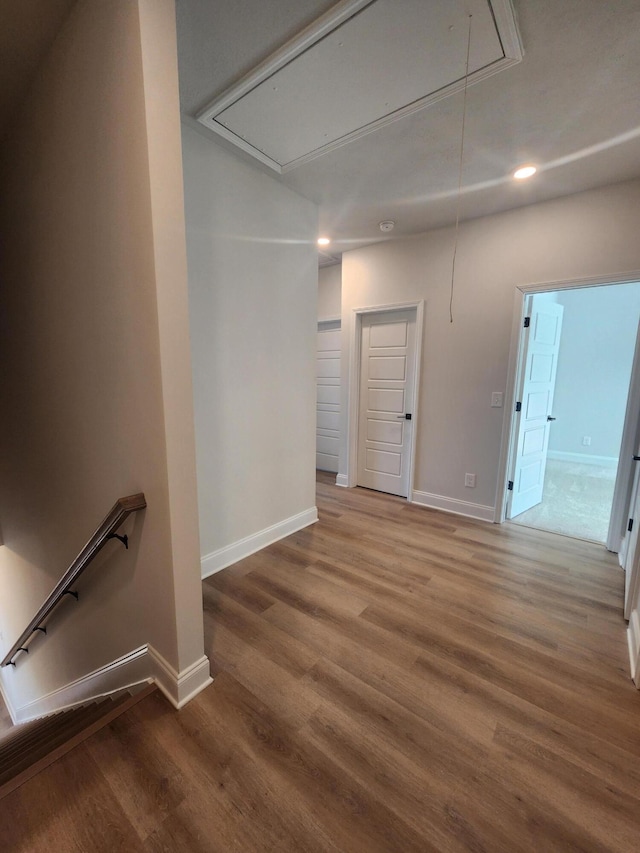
[177,0,640,256]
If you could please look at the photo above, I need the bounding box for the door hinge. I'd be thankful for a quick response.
[629,518,634,533]
[523,316,531,328]
[508,481,514,491]
[515,401,522,412]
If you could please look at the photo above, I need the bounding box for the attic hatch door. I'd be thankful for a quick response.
[196,0,522,173]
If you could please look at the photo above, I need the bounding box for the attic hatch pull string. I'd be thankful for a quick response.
[449,13,473,324]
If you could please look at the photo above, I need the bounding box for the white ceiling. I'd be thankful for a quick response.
[178,0,640,257]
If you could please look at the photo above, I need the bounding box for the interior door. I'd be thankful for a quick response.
[508,298,564,518]
[316,321,341,472]
[624,455,640,618]
[357,309,416,497]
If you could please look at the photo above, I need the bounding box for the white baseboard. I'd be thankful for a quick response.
[547,450,618,468]
[8,646,152,724]
[335,473,349,488]
[0,673,17,725]
[411,490,495,522]
[4,644,213,724]
[148,647,213,710]
[201,507,318,578]
[628,610,640,686]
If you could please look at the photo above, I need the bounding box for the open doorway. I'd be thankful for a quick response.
[505,282,640,544]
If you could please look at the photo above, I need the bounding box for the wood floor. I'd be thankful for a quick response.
[1,471,639,851]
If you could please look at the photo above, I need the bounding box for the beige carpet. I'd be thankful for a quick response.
[510,459,617,543]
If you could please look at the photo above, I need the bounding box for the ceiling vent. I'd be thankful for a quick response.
[197,0,522,174]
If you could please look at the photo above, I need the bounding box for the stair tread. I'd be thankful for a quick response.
[0,699,114,770]
[0,684,157,796]
[0,698,114,755]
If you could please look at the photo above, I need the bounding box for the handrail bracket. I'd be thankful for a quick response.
[107,532,129,549]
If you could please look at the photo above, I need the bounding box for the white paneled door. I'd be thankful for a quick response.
[508,300,564,518]
[357,309,416,497]
[316,321,341,472]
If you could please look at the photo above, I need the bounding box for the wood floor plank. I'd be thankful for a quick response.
[83,710,187,843]
[490,722,640,850]
[272,604,498,749]
[0,745,145,852]
[360,597,640,719]
[198,670,435,853]
[202,583,318,678]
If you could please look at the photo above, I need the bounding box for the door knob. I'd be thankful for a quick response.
[396,414,412,420]
[547,416,556,421]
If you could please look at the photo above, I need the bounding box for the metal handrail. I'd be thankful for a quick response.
[1,493,146,667]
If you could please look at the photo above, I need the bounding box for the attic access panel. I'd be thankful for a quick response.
[197,0,522,174]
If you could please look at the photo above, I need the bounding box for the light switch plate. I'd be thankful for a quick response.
[491,392,503,408]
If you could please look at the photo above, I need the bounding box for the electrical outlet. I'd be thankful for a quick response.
[583,436,591,446]
[464,473,476,488]
[491,392,503,408]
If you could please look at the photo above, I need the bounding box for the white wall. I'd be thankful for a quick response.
[548,283,640,463]
[0,0,208,710]
[318,264,342,321]
[182,125,319,573]
[341,179,640,518]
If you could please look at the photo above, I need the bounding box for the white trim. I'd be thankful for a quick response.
[7,646,152,724]
[628,609,640,686]
[546,450,619,468]
[512,270,640,294]
[200,507,318,578]
[619,537,629,569]
[490,0,524,57]
[0,671,17,725]
[335,474,349,488]
[2,644,213,724]
[412,490,495,522]
[196,1,522,172]
[494,287,527,522]
[346,301,424,499]
[608,317,640,552]
[625,526,640,621]
[147,647,213,710]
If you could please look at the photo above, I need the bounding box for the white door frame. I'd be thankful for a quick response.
[610,318,640,555]
[496,271,640,545]
[346,301,424,500]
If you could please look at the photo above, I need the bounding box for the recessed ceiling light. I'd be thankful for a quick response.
[513,165,537,180]
[317,237,331,246]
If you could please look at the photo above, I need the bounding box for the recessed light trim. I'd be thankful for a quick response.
[317,237,331,246]
[513,164,537,180]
